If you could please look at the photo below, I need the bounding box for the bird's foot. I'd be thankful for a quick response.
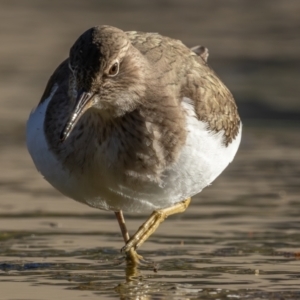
[122,198,191,254]
[125,248,144,265]
[123,247,158,271]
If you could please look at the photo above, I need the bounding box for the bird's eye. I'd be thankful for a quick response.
[108,62,119,77]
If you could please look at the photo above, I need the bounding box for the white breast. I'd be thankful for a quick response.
[109,97,242,211]
[26,89,242,213]
[26,85,75,199]
[163,98,242,201]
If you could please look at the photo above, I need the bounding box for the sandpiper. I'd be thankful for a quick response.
[26,25,242,264]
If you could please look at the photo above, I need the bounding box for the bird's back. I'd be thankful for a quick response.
[126,31,240,145]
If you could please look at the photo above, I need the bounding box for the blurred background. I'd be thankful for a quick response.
[1,0,299,143]
[0,1,300,299]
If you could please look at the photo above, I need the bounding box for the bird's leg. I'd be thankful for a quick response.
[122,198,191,254]
[115,210,130,243]
[114,210,143,264]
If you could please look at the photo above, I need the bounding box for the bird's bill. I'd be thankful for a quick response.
[60,90,94,142]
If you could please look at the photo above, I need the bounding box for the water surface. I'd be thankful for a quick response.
[1,126,300,299]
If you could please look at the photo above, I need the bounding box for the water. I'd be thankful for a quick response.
[1,126,300,299]
[1,1,300,298]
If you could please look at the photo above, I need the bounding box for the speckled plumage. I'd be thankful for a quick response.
[39,25,240,176]
[27,26,241,258]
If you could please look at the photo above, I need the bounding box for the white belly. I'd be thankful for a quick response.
[26,90,242,213]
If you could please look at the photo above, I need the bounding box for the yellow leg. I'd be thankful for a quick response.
[115,211,143,265]
[115,211,130,243]
[122,198,191,254]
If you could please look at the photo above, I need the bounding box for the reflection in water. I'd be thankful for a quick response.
[1,126,300,299]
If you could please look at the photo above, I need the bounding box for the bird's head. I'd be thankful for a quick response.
[61,25,147,142]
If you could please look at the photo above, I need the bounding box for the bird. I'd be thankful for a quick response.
[26,25,242,264]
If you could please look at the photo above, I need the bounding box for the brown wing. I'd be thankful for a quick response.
[184,57,241,146]
[127,31,240,146]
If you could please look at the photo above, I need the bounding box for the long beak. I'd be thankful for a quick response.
[60,90,94,142]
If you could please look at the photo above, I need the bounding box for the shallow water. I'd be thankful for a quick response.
[1,1,299,298]
[1,126,300,299]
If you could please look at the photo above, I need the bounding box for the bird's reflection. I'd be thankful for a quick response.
[114,253,158,282]
[115,262,151,300]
